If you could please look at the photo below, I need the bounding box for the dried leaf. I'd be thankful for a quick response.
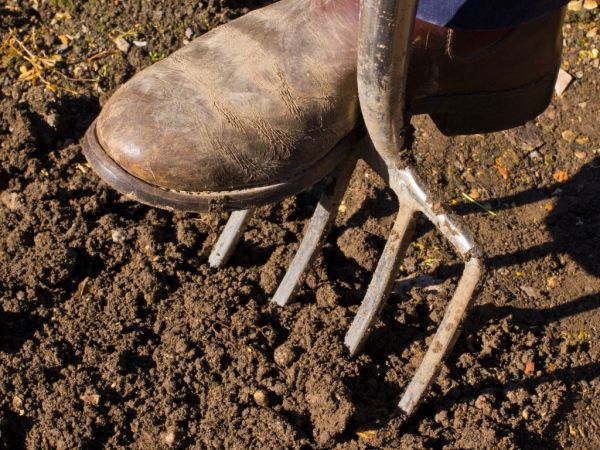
[356,430,377,440]
[569,424,578,437]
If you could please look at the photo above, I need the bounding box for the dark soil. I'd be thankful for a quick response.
[1,1,599,448]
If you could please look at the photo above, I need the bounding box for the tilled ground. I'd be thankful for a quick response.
[0,1,599,448]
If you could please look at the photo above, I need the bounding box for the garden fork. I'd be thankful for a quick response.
[209,0,482,417]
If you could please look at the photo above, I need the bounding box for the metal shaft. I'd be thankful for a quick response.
[357,0,418,164]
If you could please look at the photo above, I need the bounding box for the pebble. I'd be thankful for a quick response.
[273,344,296,367]
[113,36,130,53]
[528,150,542,160]
[575,150,587,159]
[111,229,127,244]
[0,191,24,211]
[584,0,598,9]
[185,27,194,39]
[434,410,449,426]
[554,69,573,96]
[520,285,541,299]
[561,129,576,142]
[253,389,268,406]
[164,429,176,445]
[568,0,583,11]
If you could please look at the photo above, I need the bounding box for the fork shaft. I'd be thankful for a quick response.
[357,0,418,163]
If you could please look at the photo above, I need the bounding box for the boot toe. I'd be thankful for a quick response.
[96,65,239,193]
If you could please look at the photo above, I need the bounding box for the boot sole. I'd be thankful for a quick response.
[82,120,359,212]
[411,67,559,136]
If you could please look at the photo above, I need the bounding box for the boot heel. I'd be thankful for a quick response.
[413,70,559,136]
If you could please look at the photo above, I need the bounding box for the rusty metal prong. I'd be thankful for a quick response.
[344,190,417,356]
[272,156,357,306]
[398,256,481,416]
[208,209,255,268]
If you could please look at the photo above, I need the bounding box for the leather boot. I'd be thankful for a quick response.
[82,0,564,212]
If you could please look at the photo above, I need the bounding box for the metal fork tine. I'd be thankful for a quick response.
[272,155,357,306]
[208,208,255,268]
[344,192,417,356]
[398,256,481,416]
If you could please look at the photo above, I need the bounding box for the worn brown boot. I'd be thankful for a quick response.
[83,0,564,212]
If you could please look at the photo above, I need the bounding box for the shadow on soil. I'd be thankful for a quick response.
[341,158,599,446]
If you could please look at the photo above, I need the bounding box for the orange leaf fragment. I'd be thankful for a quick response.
[553,171,569,183]
[524,360,535,375]
[496,166,509,180]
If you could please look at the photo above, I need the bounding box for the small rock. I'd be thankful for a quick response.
[584,0,598,9]
[554,69,573,96]
[0,191,24,211]
[528,150,542,160]
[561,129,576,142]
[468,189,480,200]
[113,36,130,53]
[575,150,587,159]
[522,408,531,420]
[474,394,494,415]
[133,40,147,47]
[587,27,597,38]
[520,285,541,299]
[253,389,268,406]
[12,395,23,413]
[568,0,583,11]
[524,360,536,375]
[185,27,193,39]
[273,344,296,367]
[111,228,127,244]
[164,429,176,445]
[434,410,449,426]
[80,393,100,406]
